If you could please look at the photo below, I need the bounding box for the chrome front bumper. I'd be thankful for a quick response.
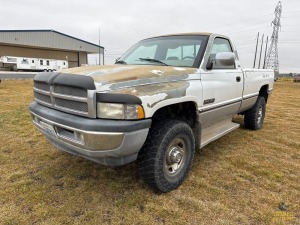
[29,101,151,166]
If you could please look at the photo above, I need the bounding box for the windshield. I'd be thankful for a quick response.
[116,35,208,68]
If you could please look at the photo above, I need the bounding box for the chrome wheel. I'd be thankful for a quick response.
[164,137,186,176]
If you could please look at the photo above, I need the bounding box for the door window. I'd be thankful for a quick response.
[210,38,235,69]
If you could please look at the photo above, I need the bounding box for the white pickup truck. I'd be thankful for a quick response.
[29,32,274,192]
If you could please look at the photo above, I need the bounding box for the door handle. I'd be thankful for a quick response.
[236,76,241,82]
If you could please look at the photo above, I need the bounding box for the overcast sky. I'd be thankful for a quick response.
[1,0,299,73]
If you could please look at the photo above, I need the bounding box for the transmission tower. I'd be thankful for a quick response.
[265,1,282,73]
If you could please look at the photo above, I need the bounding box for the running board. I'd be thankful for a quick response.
[200,118,240,148]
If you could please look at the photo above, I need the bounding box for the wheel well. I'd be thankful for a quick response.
[259,85,269,103]
[152,102,197,128]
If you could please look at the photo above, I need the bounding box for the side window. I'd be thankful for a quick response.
[210,38,235,69]
[40,60,43,65]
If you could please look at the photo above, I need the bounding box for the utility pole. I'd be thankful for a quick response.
[265,1,282,74]
[263,36,269,69]
[258,34,264,69]
[99,28,101,65]
[253,32,259,68]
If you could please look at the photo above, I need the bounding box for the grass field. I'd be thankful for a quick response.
[0,80,299,225]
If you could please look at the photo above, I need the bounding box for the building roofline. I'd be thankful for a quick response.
[0,29,104,49]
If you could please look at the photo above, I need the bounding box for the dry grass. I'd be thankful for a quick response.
[0,79,299,225]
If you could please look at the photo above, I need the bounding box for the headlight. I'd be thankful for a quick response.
[97,102,145,120]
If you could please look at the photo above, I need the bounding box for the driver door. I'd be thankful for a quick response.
[199,37,244,127]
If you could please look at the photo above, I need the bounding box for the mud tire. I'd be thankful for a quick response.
[244,96,266,130]
[138,119,195,193]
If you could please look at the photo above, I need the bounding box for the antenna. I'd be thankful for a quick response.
[265,1,282,73]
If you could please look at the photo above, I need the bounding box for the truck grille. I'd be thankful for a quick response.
[33,81,95,118]
[34,92,51,104]
[53,85,87,98]
[34,81,50,92]
[55,98,88,112]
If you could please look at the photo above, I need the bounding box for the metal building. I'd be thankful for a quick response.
[0,30,104,68]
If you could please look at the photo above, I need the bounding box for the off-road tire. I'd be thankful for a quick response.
[244,96,266,130]
[137,119,195,193]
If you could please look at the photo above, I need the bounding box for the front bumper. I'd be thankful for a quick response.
[29,101,151,166]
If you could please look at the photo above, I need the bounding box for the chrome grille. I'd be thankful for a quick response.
[33,80,95,118]
[53,85,87,98]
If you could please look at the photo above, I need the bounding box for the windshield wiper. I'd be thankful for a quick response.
[138,58,168,66]
[115,60,127,64]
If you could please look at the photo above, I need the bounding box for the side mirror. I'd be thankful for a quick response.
[215,52,235,66]
[206,52,235,70]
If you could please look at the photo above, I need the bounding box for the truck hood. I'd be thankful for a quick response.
[62,65,198,91]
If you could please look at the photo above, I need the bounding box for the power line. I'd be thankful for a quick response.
[282,16,300,18]
[281,24,300,27]
[221,22,272,34]
[281,10,300,13]
[226,26,271,35]
[209,13,274,31]
[281,30,300,32]
[278,42,300,44]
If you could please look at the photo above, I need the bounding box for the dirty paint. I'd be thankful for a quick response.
[149,70,164,76]
[62,65,197,84]
[110,81,190,108]
[142,93,168,108]
[107,73,190,91]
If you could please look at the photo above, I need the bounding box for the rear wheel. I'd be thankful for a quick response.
[244,96,266,130]
[138,119,195,193]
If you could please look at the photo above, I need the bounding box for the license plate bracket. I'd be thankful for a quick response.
[40,121,57,138]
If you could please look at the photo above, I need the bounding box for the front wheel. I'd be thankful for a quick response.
[137,119,195,193]
[244,96,266,130]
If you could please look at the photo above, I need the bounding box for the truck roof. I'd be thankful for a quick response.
[144,32,233,40]
[147,32,212,39]
[157,32,212,37]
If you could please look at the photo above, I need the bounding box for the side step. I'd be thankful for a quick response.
[200,118,240,148]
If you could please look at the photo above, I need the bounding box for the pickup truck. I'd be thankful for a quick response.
[29,32,274,192]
